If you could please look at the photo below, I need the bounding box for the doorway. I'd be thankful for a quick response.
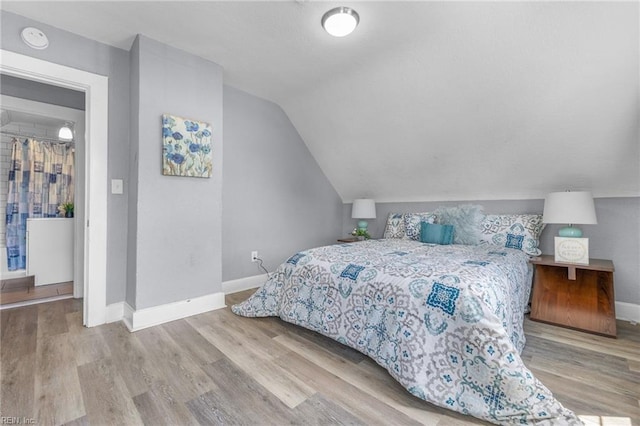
[1,49,108,327]
[0,94,85,306]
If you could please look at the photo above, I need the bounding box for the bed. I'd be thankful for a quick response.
[232,212,580,424]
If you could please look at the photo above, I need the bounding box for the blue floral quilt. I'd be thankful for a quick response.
[232,239,580,424]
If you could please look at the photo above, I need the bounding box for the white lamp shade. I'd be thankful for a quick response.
[352,199,376,219]
[543,191,597,225]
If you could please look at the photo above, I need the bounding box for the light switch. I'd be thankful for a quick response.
[111,179,124,194]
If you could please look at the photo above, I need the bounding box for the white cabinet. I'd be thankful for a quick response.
[26,218,74,286]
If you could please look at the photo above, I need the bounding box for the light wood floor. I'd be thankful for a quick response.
[1,290,638,426]
[0,276,73,305]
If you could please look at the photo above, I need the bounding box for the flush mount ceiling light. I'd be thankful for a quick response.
[322,7,359,37]
[58,123,74,141]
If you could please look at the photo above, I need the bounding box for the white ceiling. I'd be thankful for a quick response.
[0,108,68,129]
[2,1,638,202]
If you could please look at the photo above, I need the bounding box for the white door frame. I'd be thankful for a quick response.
[1,49,109,327]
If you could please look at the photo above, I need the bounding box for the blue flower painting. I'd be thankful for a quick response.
[162,114,213,178]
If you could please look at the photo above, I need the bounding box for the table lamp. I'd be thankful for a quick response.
[543,191,597,264]
[542,191,597,237]
[352,199,376,233]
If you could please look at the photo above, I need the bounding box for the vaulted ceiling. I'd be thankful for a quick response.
[2,1,638,202]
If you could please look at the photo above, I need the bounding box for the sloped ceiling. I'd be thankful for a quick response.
[2,1,638,202]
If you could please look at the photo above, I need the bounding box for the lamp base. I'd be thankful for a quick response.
[558,225,583,238]
[357,220,368,232]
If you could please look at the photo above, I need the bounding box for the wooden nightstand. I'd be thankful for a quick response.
[529,255,616,337]
[337,237,361,243]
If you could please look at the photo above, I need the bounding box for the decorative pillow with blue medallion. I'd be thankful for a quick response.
[478,214,545,256]
[404,212,437,240]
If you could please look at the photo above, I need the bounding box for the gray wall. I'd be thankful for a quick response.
[222,86,342,281]
[4,10,637,312]
[344,197,640,305]
[2,10,341,308]
[0,74,85,109]
[1,11,130,305]
[130,35,223,309]
[126,37,140,308]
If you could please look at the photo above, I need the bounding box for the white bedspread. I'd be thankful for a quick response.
[232,239,579,424]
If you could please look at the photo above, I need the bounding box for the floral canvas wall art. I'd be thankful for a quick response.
[162,114,212,178]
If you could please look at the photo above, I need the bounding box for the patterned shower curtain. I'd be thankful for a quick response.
[5,138,74,271]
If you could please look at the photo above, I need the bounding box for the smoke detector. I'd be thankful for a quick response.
[21,27,49,50]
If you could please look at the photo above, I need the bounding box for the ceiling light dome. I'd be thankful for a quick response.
[322,7,359,37]
[58,124,74,141]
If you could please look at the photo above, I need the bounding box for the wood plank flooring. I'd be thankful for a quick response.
[1,290,638,426]
[0,278,73,305]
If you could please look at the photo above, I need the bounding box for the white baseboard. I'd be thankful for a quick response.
[222,273,268,294]
[105,301,125,323]
[616,301,640,323]
[120,292,226,332]
[122,302,134,331]
[98,288,640,328]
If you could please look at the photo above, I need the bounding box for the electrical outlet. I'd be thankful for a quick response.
[251,251,258,262]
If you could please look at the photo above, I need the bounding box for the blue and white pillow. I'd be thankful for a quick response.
[478,214,545,256]
[383,213,406,239]
[404,212,437,240]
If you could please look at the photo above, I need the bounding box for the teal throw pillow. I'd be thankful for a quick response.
[420,222,454,245]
